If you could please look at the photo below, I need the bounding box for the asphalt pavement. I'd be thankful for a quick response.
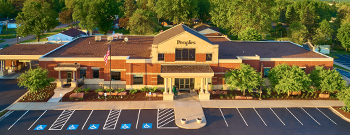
[0,79,27,111]
[0,108,349,135]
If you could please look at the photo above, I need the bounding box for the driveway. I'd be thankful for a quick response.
[0,79,27,111]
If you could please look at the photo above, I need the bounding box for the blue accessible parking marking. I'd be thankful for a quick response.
[67,124,79,130]
[120,124,131,129]
[142,123,152,129]
[34,125,47,130]
[88,124,99,130]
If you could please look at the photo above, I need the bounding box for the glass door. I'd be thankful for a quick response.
[67,72,72,83]
[175,78,193,90]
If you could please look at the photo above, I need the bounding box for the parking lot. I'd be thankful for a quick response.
[1,108,350,135]
[335,55,350,67]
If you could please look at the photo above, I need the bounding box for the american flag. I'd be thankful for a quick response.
[104,44,110,66]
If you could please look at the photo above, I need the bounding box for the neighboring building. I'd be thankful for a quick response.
[7,19,17,28]
[113,18,119,29]
[193,23,222,36]
[37,24,332,95]
[47,28,86,42]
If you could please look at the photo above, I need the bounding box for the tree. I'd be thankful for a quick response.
[124,0,136,17]
[137,0,147,10]
[156,0,198,24]
[337,86,350,112]
[337,23,350,51]
[127,9,159,35]
[73,0,96,35]
[0,0,15,18]
[197,0,210,22]
[310,66,347,94]
[224,63,262,96]
[312,19,334,45]
[59,8,74,28]
[210,0,274,36]
[119,17,129,29]
[16,1,59,42]
[17,67,55,93]
[279,8,286,23]
[288,22,308,44]
[285,5,298,25]
[300,6,317,38]
[238,27,262,41]
[268,64,311,96]
[65,0,77,9]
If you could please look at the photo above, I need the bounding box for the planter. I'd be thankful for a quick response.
[235,96,242,99]
[319,93,330,98]
[246,96,253,99]
[69,93,84,98]
[111,92,119,96]
[181,118,187,124]
[152,93,157,97]
[290,91,301,96]
[196,117,203,124]
[157,94,163,97]
[117,92,127,96]
[240,97,247,99]
[98,92,104,96]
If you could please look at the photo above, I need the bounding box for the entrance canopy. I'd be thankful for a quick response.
[160,64,214,78]
[54,63,80,71]
[0,44,62,60]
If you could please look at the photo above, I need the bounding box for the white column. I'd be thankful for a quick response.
[29,61,32,69]
[164,78,168,94]
[1,60,3,71]
[59,70,61,80]
[206,78,209,93]
[73,71,76,82]
[169,78,173,94]
[201,78,204,93]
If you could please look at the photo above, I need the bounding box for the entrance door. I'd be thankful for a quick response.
[175,78,194,90]
[67,72,72,83]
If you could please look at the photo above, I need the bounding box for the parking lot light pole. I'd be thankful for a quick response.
[260,63,264,100]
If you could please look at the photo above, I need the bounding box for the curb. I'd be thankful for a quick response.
[329,106,350,123]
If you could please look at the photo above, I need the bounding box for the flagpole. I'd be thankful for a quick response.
[109,43,111,90]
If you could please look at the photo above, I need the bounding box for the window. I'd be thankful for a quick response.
[93,69,99,78]
[157,75,164,85]
[111,71,121,81]
[205,78,212,84]
[158,53,164,61]
[264,68,271,77]
[80,69,86,78]
[175,48,195,61]
[300,67,306,72]
[206,54,212,61]
[133,75,143,85]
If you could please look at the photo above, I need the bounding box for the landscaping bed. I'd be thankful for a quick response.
[210,90,338,100]
[62,87,163,101]
[332,106,350,120]
[18,84,56,102]
[0,110,9,118]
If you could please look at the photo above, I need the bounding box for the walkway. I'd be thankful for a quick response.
[47,87,75,102]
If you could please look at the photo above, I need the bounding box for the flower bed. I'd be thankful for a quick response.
[332,106,350,120]
[210,90,338,100]
[19,84,56,102]
[62,87,163,101]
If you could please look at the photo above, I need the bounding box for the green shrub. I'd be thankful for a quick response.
[230,94,234,98]
[117,88,125,93]
[74,88,82,93]
[69,97,74,100]
[83,87,91,93]
[220,95,224,99]
[106,88,114,93]
[262,95,265,99]
[161,88,165,92]
[150,87,158,92]
[266,87,272,95]
[141,87,149,92]
[129,89,138,94]
[95,88,104,93]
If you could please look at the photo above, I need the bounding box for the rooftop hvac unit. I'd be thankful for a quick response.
[107,36,113,42]
[95,36,101,42]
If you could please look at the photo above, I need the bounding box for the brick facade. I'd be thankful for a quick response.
[164,53,175,62]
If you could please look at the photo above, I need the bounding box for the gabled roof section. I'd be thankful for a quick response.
[60,28,86,37]
[194,25,220,33]
[153,24,212,45]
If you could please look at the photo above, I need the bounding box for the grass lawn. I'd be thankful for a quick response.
[334,64,350,73]
[0,40,5,43]
[20,26,70,43]
[0,28,17,39]
[113,29,130,35]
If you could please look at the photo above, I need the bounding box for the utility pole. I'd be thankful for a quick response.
[260,63,264,100]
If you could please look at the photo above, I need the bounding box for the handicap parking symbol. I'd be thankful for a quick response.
[34,125,47,130]
[67,124,79,130]
[142,123,152,129]
[88,124,99,130]
[120,124,131,129]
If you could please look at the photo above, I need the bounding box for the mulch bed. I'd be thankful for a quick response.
[0,110,9,118]
[62,88,163,101]
[210,90,338,100]
[332,106,350,120]
[19,84,56,102]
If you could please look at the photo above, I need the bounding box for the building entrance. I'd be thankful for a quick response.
[175,78,194,90]
[67,71,72,83]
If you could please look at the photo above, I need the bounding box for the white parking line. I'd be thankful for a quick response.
[28,110,47,130]
[301,107,320,125]
[316,107,337,125]
[270,108,285,126]
[103,109,121,130]
[236,108,248,126]
[253,108,267,126]
[49,110,75,130]
[157,108,178,129]
[136,109,140,129]
[218,108,228,127]
[8,110,29,130]
[285,107,303,125]
[81,110,94,130]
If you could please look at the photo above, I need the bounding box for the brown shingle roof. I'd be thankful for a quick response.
[45,36,153,58]
[153,24,212,45]
[207,37,327,59]
[161,65,214,73]
[203,33,222,36]
[0,44,62,55]
[61,28,86,37]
